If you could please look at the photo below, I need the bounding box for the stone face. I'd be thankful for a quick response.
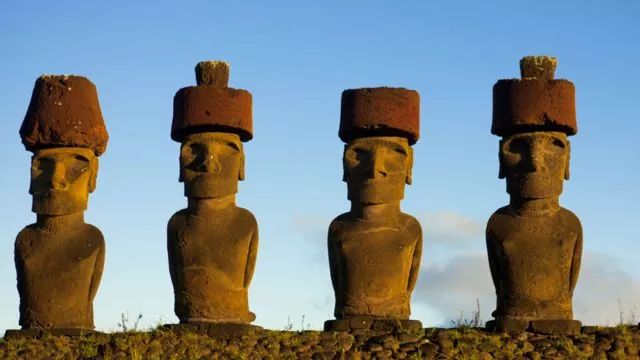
[487,57,582,335]
[328,87,423,329]
[178,132,245,198]
[29,147,99,215]
[339,87,420,145]
[168,62,258,326]
[20,75,109,156]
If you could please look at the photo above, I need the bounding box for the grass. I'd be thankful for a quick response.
[2,303,640,359]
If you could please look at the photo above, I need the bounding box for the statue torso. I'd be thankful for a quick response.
[328,212,421,318]
[487,206,582,317]
[167,205,258,322]
[14,223,104,329]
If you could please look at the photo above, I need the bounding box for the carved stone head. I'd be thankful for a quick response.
[29,147,98,215]
[499,131,570,199]
[343,136,413,204]
[179,132,245,198]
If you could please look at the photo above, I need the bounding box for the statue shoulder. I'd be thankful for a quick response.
[234,206,258,230]
[82,223,105,248]
[399,213,422,234]
[14,225,37,252]
[558,207,583,232]
[167,208,190,228]
[328,212,351,233]
[486,206,511,234]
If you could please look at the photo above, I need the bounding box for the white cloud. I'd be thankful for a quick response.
[418,211,485,250]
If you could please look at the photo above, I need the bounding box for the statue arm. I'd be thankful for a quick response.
[167,220,178,288]
[569,225,583,294]
[486,221,503,315]
[327,224,340,293]
[243,225,259,289]
[14,237,27,325]
[407,230,423,292]
[88,237,105,303]
[485,224,500,291]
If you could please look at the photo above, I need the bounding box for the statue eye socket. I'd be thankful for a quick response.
[552,139,566,149]
[226,142,240,151]
[185,143,205,156]
[394,147,407,156]
[507,138,528,153]
[33,157,54,171]
[74,154,90,162]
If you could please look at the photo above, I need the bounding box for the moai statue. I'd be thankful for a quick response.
[486,56,583,335]
[325,87,423,332]
[5,75,109,339]
[166,61,260,335]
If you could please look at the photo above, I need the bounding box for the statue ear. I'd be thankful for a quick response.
[178,154,184,183]
[498,140,506,179]
[564,140,571,180]
[28,154,36,195]
[405,147,414,185]
[342,144,349,182]
[88,158,99,193]
[238,151,246,181]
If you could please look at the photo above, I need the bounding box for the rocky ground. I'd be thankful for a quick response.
[2,325,640,359]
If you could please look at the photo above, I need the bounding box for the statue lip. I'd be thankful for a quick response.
[351,178,394,185]
[34,190,68,196]
[508,173,556,181]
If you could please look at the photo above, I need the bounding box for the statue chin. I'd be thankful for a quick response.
[506,176,563,199]
[184,178,238,199]
[347,182,405,204]
[32,193,87,215]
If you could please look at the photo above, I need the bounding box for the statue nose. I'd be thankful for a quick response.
[49,165,69,190]
[366,153,387,179]
[198,154,221,172]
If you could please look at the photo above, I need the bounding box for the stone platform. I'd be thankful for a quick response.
[486,318,582,335]
[324,317,422,332]
[161,323,263,337]
[3,328,103,339]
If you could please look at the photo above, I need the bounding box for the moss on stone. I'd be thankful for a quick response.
[2,326,640,359]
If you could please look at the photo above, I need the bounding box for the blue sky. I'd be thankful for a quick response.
[0,0,638,333]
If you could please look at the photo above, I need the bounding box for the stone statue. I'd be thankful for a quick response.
[6,75,109,339]
[325,87,423,332]
[166,61,260,335]
[486,56,583,335]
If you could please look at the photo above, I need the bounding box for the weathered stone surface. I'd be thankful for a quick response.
[167,64,258,327]
[328,136,421,322]
[520,56,557,81]
[324,318,422,332]
[339,87,420,145]
[487,57,582,336]
[12,78,108,334]
[328,88,422,330]
[529,319,581,335]
[492,56,576,136]
[172,60,252,142]
[20,75,109,156]
[161,323,262,337]
[167,134,258,324]
[486,318,529,333]
[195,60,230,87]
